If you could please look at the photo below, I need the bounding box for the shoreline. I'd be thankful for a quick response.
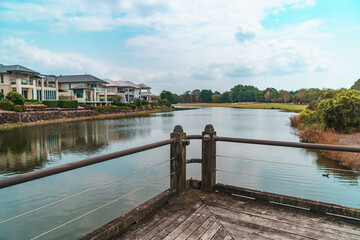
[0,108,175,131]
[175,102,307,112]
[294,128,360,170]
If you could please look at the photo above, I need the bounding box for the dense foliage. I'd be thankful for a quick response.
[161,85,325,105]
[293,89,360,133]
[0,100,15,111]
[0,92,4,101]
[58,100,78,108]
[91,105,132,113]
[13,105,24,112]
[6,91,25,106]
[42,100,59,108]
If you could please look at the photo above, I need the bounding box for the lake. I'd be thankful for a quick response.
[0,107,359,239]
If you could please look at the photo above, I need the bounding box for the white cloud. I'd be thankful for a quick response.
[0,0,334,93]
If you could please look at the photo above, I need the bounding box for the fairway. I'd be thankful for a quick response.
[175,102,307,112]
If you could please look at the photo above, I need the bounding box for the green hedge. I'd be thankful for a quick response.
[59,100,78,108]
[42,100,59,108]
[91,105,132,113]
[42,100,78,108]
[25,99,41,104]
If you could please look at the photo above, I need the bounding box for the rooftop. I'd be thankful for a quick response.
[0,63,39,74]
[103,79,140,88]
[58,74,108,84]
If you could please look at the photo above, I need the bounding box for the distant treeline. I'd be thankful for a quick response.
[160,85,327,104]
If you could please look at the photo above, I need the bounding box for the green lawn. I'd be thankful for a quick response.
[174,102,307,112]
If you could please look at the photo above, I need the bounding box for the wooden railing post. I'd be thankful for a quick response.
[170,125,186,195]
[201,124,216,192]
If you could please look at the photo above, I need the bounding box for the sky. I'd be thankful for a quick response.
[0,0,359,94]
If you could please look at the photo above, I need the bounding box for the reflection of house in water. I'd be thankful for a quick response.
[0,119,153,177]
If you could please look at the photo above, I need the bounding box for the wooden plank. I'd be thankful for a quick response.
[216,183,360,219]
[210,227,227,240]
[174,207,211,239]
[151,202,204,240]
[219,216,280,240]
[222,234,234,240]
[209,205,337,240]
[163,204,206,240]
[204,196,360,239]
[187,215,217,240]
[81,189,173,240]
[199,221,220,240]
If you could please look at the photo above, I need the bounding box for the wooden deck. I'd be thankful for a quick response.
[113,190,360,240]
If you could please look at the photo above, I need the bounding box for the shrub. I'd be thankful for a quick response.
[91,105,132,113]
[318,89,360,132]
[13,105,24,112]
[0,100,15,111]
[0,92,4,101]
[25,99,41,104]
[42,100,59,108]
[299,109,318,125]
[6,91,25,106]
[58,100,78,108]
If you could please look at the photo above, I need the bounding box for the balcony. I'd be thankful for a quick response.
[96,88,106,92]
[21,79,33,85]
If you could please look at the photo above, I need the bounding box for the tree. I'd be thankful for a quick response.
[211,94,221,103]
[262,88,279,102]
[160,90,174,104]
[6,91,25,106]
[318,89,360,132]
[351,79,360,90]
[191,89,200,102]
[278,90,290,103]
[0,91,4,101]
[199,89,213,103]
[230,85,260,102]
[220,91,231,103]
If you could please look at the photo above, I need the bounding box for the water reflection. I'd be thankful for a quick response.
[0,119,151,176]
[313,150,360,185]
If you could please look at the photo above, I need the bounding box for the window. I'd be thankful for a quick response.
[1,74,3,83]
[69,83,71,89]
[73,89,83,98]
[16,72,20,78]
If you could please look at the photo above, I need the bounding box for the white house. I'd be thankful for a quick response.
[57,74,110,105]
[0,63,58,101]
[104,79,141,103]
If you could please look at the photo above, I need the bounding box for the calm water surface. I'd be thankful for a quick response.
[0,107,359,239]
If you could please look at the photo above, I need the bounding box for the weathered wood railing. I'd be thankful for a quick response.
[1,124,360,239]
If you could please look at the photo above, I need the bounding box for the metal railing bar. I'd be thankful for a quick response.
[215,136,360,153]
[0,158,172,225]
[216,154,360,174]
[30,173,173,240]
[216,169,360,192]
[0,138,176,189]
[186,135,202,140]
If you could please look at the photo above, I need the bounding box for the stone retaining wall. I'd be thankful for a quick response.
[0,110,97,124]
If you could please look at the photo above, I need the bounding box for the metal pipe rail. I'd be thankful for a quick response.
[215,136,360,153]
[0,138,176,189]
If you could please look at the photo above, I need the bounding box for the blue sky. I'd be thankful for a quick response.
[0,0,359,94]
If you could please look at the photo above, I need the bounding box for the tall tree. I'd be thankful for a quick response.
[199,89,213,103]
[160,90,174,103]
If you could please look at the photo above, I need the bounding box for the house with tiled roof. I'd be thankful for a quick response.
[0,63,58,101]
[58,74,110,105]
[104,79,141,103]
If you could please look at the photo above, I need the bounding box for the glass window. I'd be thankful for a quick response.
[1,74,3,83]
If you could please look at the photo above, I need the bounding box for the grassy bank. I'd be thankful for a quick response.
[0,108,174,131]
[175,102,307,112]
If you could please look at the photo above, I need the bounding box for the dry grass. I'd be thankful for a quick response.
[298,129,360,170]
